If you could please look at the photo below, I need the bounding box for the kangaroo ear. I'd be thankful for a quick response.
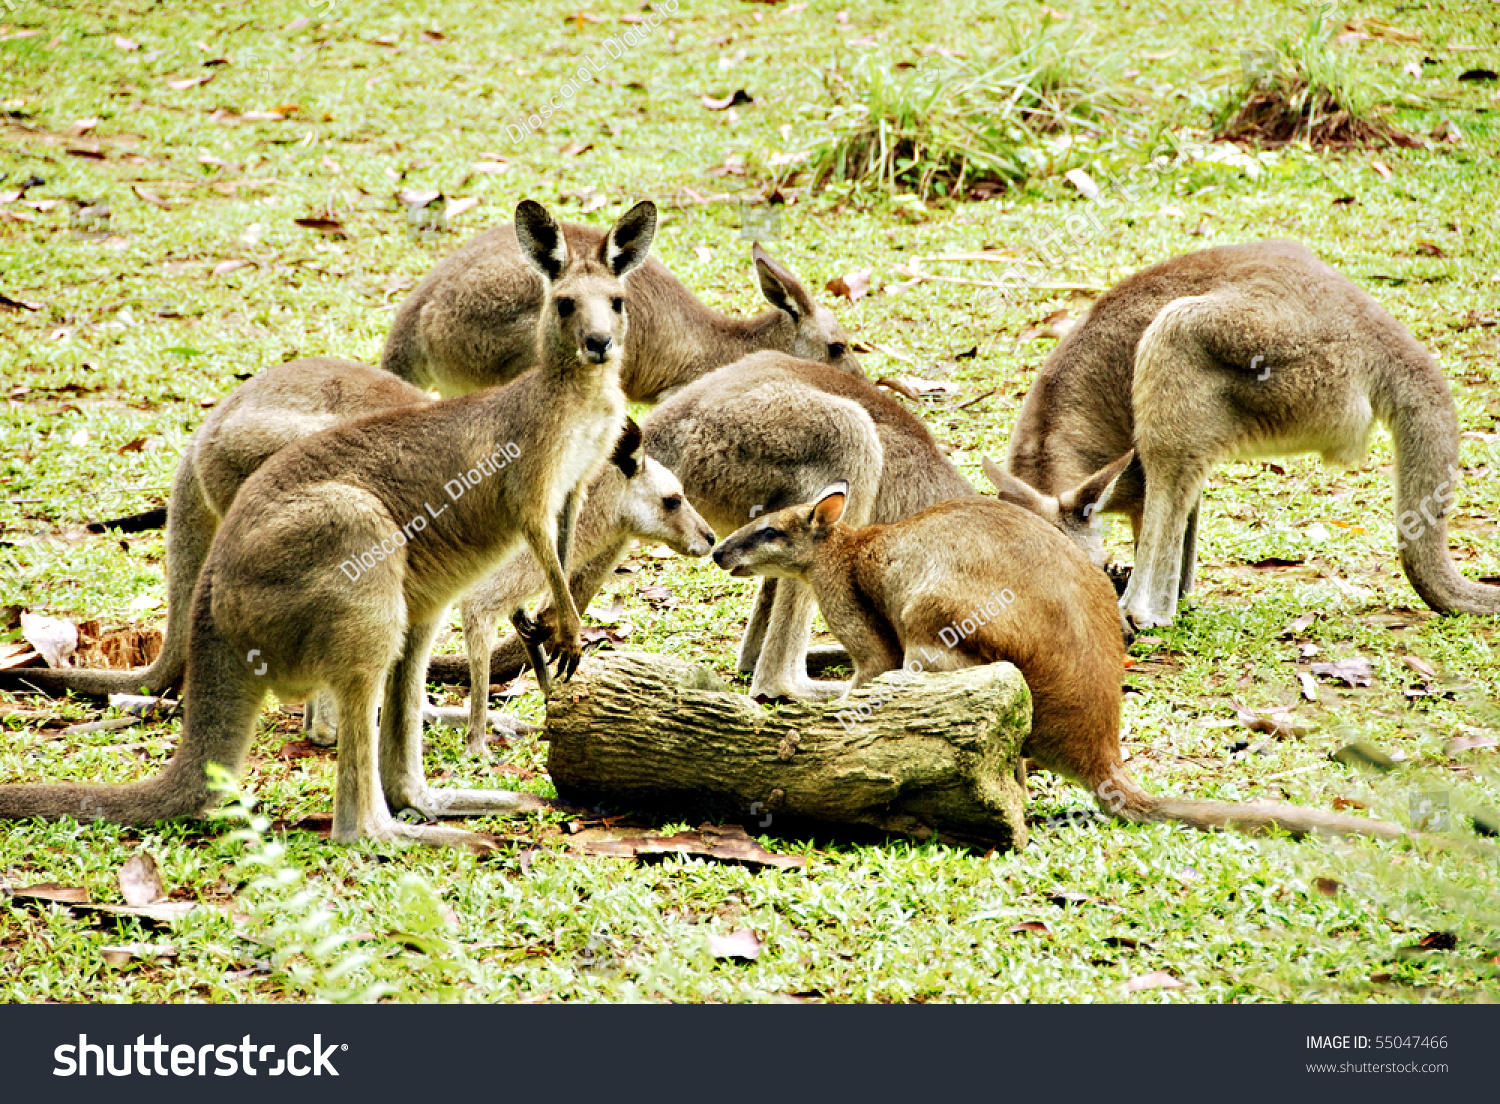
[812,480,849,528]
[609,418,643,479]
[515,200,568,283]
[753,243,817,321]
[602,200,657,278]
[982,456,1055,519]
[1059,450,1135,526]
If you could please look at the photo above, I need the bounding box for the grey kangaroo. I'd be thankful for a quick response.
[10,358,430,701]
[383,218,862,401]
[988,240,1500,628]
[460,417,714,751]
[713,486,1405,841]
[0,199,654,844]
[643,352,976,700]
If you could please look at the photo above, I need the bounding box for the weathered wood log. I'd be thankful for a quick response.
[423,640,851,686]
[545,651,1031,850]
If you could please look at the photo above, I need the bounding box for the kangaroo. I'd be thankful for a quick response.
[642,352,976,700]
[382,218,862,402]
[987,239,1500,629]
[460,418,715,751]
[9,358,430,701]
[712,486,1406,841]
[0,199,654,844]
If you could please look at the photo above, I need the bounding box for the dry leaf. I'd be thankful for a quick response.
[116,436,150,454]
[1298,671,1319,702]
[1228,701,1302,739]
[1371,160,1392,179]
[166,74,214,91]
[114,36,141,50]
[10,883,90,905]
[444,197,479,219]
[0,642,41,670]
[707,928,763,961]
[101,942,177,968]
[21,611,78,668]
[824,268,871,304]
[1009,920,1052,936]
[471,160,509,174]
[1122,969,1185,992]
[211,259,253,278]
[1310,657,1374,688]
[294,216,347,237]
[1017,309,1074,342]
[118,854,166,909]
[1063,168,1099,198]
[1313,877,1342,897]
[1445,735,1498,755]
[1401,655,1438,680]
[572,823,806,871]
[702,89,753,110]
[559,142,593,158]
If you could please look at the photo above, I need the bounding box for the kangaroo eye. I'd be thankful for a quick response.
[663,495,682,512]
[827,342,847,360]
[611,297,626,314]
[555,297,576,318]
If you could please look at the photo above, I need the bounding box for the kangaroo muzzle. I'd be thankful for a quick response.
[583,333,614,363]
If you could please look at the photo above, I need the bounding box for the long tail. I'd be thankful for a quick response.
[378,293,435,388]
[3,458,215,699]
[0,567,266,826]
[1101,774,1405,840]
[1387,343,1500,615]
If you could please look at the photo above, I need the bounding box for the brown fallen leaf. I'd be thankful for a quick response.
[879,376,960,399]
[702,89,754,110]
[1371,160,1392,179]
[116,436,150,454]
[119,852,167,908]
[211,259,254,278]
[1313,877,1342,897]
[559,142,593,158]
[1280,611,1317,637]
[114,36,141,50]
[1298,671,1319,702]
[1228,701,1303,739]
[1445,735,1498,755]
[1009,920,1052,936]
[708,928,763,961]
[0,642,41,670]
[1248,556,1304,569]
[294,216,348,237]
[1310,657,1374,688]
[1122,969,1185,992]
[1017,309,1074,342]
[573,823,806,871]
[0,292,43,311]
[276,739,325,759]
[824,268,871,304]
[101,942,177,968]
[166,73,215,91]
[1401,655,1438,680]
[444,196,479,220]
[638,584,675,604]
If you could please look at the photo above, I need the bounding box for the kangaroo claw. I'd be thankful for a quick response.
[510,609,554,697]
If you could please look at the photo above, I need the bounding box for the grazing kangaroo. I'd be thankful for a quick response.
[9,358,430,701]
[989,239,1500,628]
[713,487,1406,840]
[643,352,975,700]
[460,418,715,751]
[383,218,862,401]
[0,199,654,844]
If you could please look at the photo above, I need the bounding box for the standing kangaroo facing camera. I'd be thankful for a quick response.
[382,216,862,401]
[0,199,654,844]
[643,352,976,701]
[989,239,1500,629]
[713,487,1405,841]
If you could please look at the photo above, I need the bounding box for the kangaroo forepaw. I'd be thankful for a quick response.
[551,635,583,683]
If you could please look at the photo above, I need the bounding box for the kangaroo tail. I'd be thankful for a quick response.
[2,457,217,700]
[0,567,266,826]
[1387,345,1500,615]
[87,505,168,534]
[1100,775,1406,841]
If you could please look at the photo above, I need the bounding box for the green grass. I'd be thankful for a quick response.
[2,0,1500,1003]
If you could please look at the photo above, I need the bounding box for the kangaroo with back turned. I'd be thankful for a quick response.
[985,240,1500,629]
[0,199,655,844]
[642,352,978,701]
[713,486,1406,841]
[383,223,862,401]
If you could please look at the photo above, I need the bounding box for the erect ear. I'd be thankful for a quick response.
[981,456,1055,520]
[601,200,657,278]
[515,199,568,283]
[1058,450,1135,526]
[608,417,643,479]
[753,243,817,321]
[811,480,849,529]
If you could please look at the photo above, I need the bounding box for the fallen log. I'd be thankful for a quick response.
[545,651,1031,850]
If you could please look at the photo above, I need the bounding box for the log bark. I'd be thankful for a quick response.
[545,652,1031,850]
[423,641,851,686]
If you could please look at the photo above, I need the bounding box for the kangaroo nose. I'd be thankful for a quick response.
[584,333,613,361]
[711,544,730,568]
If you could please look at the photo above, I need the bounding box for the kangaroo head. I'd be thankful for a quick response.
[982,451,1134,568]
[516,198,657,369]
[712,480,848,579]
[606,419,716,558]
[752,243,862,377]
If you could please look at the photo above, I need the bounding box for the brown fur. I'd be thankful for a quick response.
[714,491,1406,840]
[643,352,975,700]
[993,240,1500,627]
[383,222,861,401]
[0,200,654,844]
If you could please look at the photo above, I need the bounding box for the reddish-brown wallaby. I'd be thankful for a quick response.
[989,240,1500,629]
[713,487,1406,839]
[0,199,655,845]
[382,221,862,401]
[643,352,975,700]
